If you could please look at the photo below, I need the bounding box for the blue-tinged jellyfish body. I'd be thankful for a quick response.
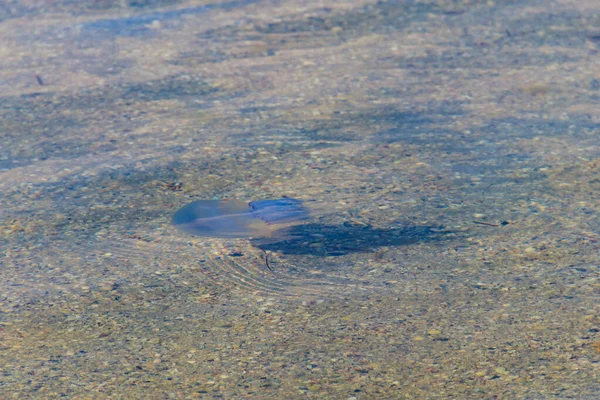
[249,198,309,224]
[172,198,309,238]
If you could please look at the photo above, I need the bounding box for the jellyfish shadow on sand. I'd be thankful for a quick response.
[253,222,452,258]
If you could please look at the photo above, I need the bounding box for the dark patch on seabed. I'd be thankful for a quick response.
[256,223,451,257]
[79,0,259,39]
[0,0,255,24]
[0,75,218,169]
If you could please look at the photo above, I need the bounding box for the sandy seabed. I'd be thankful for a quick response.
[2,0,600,398]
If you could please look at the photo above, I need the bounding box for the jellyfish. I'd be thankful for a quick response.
[171,197,310,239]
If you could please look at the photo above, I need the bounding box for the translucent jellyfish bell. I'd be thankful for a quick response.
[249,198,309,224]
[171,197,310,239]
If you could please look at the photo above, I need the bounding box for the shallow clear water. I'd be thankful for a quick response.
[1,0,600,398]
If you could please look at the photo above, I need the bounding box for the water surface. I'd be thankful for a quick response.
[1,0,600,398]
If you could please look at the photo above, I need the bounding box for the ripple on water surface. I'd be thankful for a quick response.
[167,197,402,299]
